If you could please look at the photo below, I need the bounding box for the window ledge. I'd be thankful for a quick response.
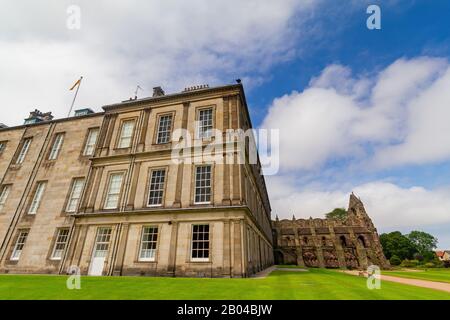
[135,260,157,264]
[190,259,211,263]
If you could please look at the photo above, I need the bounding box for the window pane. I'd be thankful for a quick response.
[147,170,166,206]
[139,226,158,261]
[29,182,46,214]
[66,178,85,212]
[104,174,123,209]
[197,108,213,139]
[118,120,135,148]
[11,231,29,260]
[83,128,99,156]
[49,133,64,160]
[194,165,212,203]
[51,229,69,259]
[16,139,31,164]
[156,115,173,144]
[0,185,10,211]
[93,228,111,257]
[191,224,210,261]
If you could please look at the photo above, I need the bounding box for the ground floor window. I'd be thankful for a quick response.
[191,224,210,261]
[51,229,70,260]
[93,227,112,258]
[139,226,158,261]
[11,230,29,260]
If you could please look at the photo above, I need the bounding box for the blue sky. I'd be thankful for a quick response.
[248,1,450,248]
[1,0,449,247]
[248,0,450,126]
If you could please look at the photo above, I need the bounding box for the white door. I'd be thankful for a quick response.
[88,227,112,276]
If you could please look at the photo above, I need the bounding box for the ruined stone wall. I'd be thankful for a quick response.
[272,194,389,270]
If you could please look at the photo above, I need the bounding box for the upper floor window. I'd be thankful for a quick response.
[156,114,173,144]
[51,228,70,260]
[16,138,32,164]
[11,230,29,261]
[117,120,135,148]
[66,178,85,212]
[48,133,64,160]
[147,169,166,207]
[197,108,213,139]
[194,165,212,204]
[83,128,99,156]
[104,173,124,209]
[28,181,46,214]
[139,226,158,261]
[0,185,11,211]
[191,224,210,261]
[0,141,7,154]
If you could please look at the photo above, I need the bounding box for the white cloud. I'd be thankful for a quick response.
[373,67,450,166]
[0,0,320,126]
[262,57,450,171]
[270,180,450,230]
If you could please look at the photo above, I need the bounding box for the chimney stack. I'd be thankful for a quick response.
[24,109,54,125]
[152,86,165,97]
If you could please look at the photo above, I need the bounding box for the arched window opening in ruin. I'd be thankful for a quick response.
[340,235,347,247]
[303,236,308,245]
[351,208,356,214]
[358,235,366,248]
[322,236,327,246]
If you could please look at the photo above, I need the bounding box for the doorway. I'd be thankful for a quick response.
[88,227,112,276]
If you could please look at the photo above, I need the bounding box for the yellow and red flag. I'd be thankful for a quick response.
[70,77,82,90]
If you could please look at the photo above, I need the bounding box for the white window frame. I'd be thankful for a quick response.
[196,108,213,139]
[156,114,173,144]
[28,181,46,214]
[48,133,64,160]
[117,120,135,149]
[147,169,166,207]
[138,226,158,262]
[11,230,29,261]
[66,178,85,212]
[0,185,10,211]
[93,227,112,258]
[83,128,99,156]
[51,229,70,260]
[0,141,6,154]
[194,165,212,204]
[16,138,31,164]
[104,173,124,209]
[191,224,210,262]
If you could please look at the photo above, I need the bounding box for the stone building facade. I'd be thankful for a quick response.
[0,83,273,277]
[272,194,389,269]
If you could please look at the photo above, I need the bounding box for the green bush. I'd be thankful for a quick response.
[423,262,435,268]
[389,255,401,266]
[400,259,419,268]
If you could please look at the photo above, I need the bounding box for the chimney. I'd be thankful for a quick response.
[152,86,165,97]
[74,108,94,117]
[24,109,54,125]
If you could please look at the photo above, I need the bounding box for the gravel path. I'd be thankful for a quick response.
[345,270,450,293]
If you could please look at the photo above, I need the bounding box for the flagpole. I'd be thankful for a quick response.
[68,76,83,117]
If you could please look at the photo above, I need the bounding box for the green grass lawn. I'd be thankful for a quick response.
[383,268,450,284]
[0,269,449,300]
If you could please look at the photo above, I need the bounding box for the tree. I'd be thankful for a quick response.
[325,208,347,220]
[380,231,417,260]
[407,231,438,261]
